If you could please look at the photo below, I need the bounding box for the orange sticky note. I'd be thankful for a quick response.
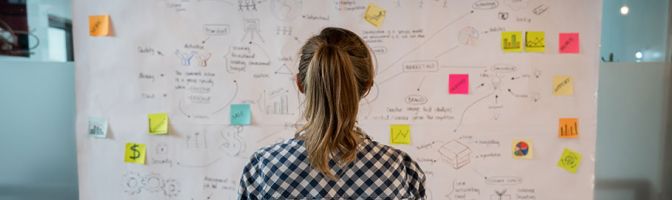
[89,15,110,36]
[559,118,579,138]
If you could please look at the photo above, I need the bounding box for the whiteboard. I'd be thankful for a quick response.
[73,0,602,199]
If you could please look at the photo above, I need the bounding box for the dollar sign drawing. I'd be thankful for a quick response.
[129,144,141,160]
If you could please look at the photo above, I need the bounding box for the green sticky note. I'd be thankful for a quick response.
[124,142,146,165]
[390,124,411,144]
[557,148,582,173]
[148,113,168,134]
[88,117,108,138]
[230,104,251,125]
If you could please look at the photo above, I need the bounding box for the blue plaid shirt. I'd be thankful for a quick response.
[238,131,426,199]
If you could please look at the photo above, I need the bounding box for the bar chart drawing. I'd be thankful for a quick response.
[261,89,291,115]
[502,32,522,51]
[559,118,579,138]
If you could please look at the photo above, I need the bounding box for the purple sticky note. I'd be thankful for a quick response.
[449,74,469,94]
[559,33,579,54]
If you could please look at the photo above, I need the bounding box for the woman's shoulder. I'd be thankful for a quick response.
[361,137,417,164]
[249,138,305,160]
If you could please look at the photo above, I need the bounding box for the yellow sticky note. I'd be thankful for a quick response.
[512,140,533,159]
[364,3,386,28]
[559,118,579,138]
[525,31,545,52]
[502,32,523,52]
[124,143,146,165]
[148,113,168,134]
[390,124,411,144]
[553,75,574,96]
[557,148,582,173]
[89,15,110,36]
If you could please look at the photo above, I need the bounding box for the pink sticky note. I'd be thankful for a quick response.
[559,33,580,53]
[449,74,469,94]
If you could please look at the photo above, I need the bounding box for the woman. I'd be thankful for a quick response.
[238,27,426,200]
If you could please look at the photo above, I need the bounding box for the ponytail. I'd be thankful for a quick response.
[298,27,374,178]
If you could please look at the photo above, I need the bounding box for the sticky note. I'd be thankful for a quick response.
[124,142,146,165]
[502,32,523,52]
[364,3,386,28]
[89,15,110,36]
[525,31,545,52]
[230,104,252,125]
[449,74,469,94]
[390,124,411,144]
[559,33,580,53]
[559,118,579,138]
[512,140,533,159]
[557,148,582,173]
[88,117,108,138]
[553,75,574,96]
[148,113,168,134]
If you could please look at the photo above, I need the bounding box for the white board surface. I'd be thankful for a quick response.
[74,0,602,199]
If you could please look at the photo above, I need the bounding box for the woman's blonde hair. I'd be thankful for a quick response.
[297,27,374,178]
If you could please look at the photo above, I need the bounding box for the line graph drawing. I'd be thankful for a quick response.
[391,127,410,144]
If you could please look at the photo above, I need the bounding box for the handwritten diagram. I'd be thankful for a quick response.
[75,0,600,199]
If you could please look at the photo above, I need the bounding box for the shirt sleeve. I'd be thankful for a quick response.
[238,152,261,200]
[403,153,427,199]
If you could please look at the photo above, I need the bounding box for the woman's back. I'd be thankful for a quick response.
[238,27,426,199]
[238,130,425,199]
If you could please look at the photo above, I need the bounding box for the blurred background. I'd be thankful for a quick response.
[0,0,670,199]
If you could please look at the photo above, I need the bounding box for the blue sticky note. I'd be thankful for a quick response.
[88,117,108,138]
[230,104,251,125]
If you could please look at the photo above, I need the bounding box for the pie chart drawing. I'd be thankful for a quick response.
[514,141,529,156]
